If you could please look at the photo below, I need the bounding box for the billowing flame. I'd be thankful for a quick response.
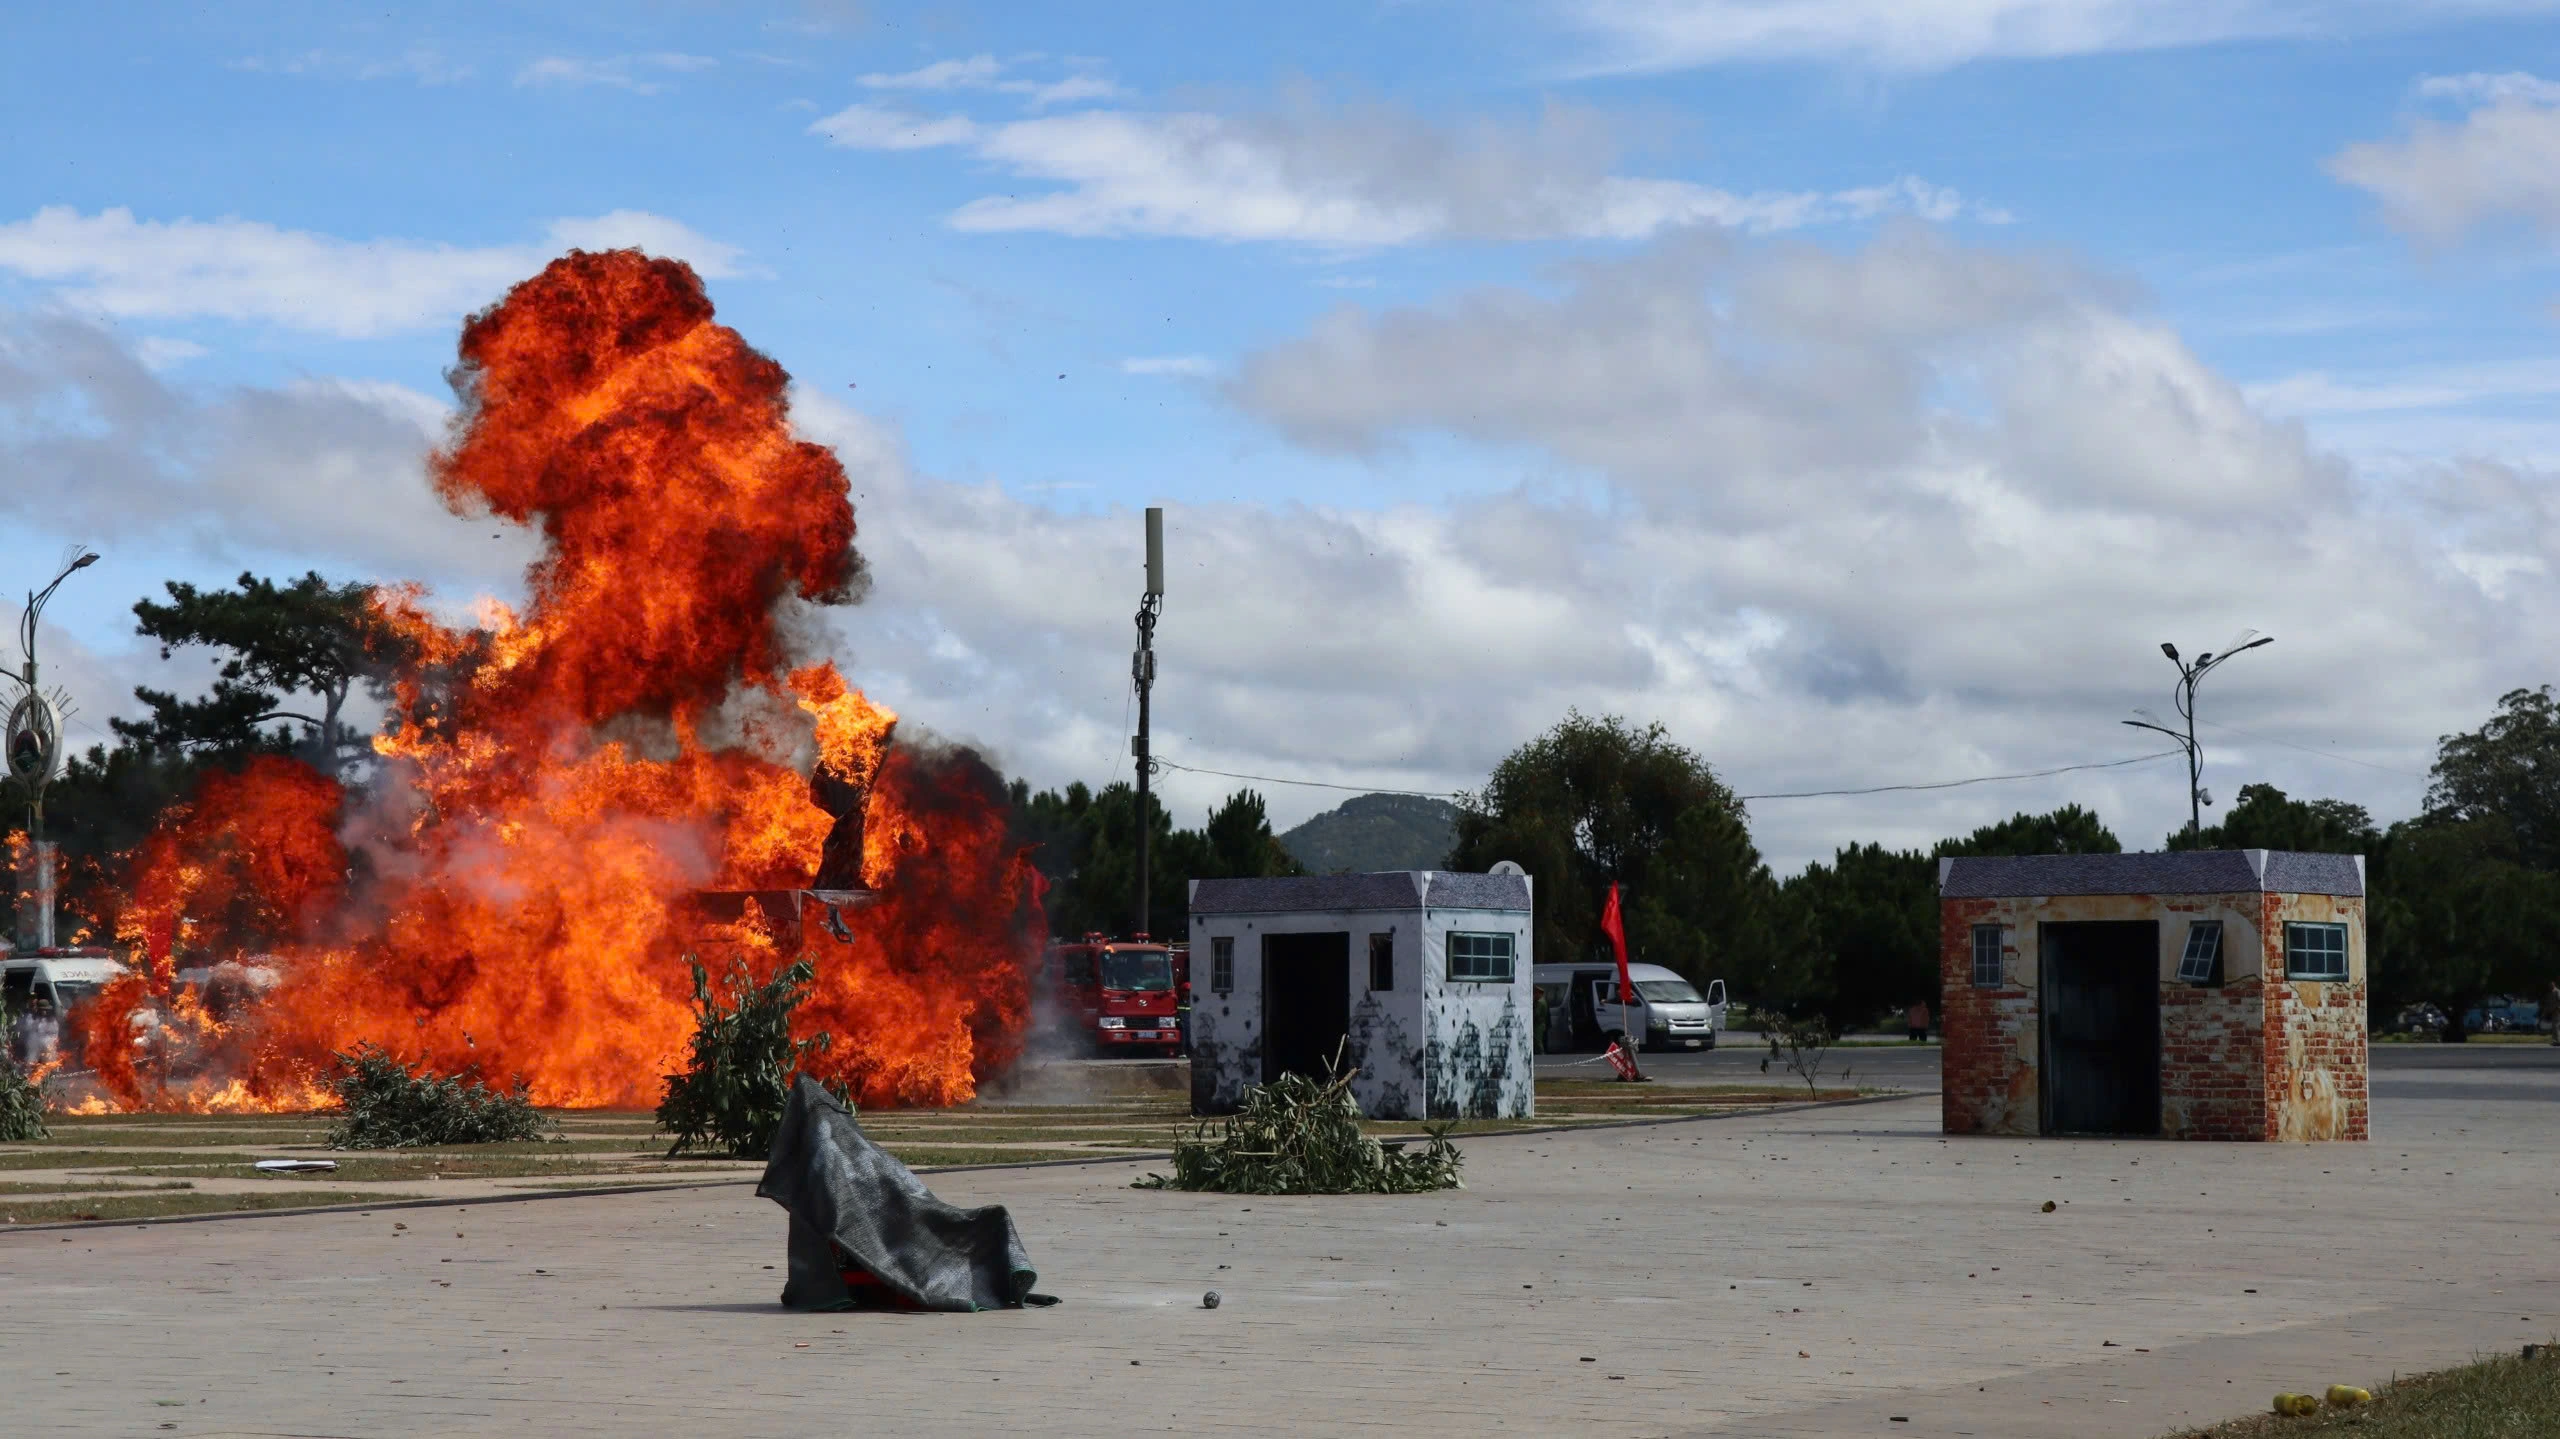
[74,250,1043,1112]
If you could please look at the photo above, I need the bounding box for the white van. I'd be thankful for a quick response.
[3,951,130,1070]
[1534,961,1728,1053]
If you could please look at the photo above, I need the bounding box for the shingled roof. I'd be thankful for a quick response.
[1189,871,1532,915]
[1937,849,2365,900]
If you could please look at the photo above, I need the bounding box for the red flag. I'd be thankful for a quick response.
[1600,882,1633,1005]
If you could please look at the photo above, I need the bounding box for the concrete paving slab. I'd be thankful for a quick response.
[4,1085,2554,1438]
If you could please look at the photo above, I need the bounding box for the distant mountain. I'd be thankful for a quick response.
[1277,793,1462,875]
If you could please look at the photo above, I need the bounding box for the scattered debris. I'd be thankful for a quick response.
[324,1044,554,1149]
[1133,1060,1460,1196]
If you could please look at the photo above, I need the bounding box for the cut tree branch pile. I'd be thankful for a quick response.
[1135,1057,1461,1195]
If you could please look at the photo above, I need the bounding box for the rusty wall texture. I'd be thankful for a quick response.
[1938,888,2366,1142]
[2263,892,2369,1142]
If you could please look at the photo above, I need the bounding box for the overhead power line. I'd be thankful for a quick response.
[1153,748,2186,805]
[1153,759,1461,800]
[1734,750,2185,801]
[2193,718,2430,780]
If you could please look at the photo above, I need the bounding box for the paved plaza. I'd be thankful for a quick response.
[6,1056,2557,1437]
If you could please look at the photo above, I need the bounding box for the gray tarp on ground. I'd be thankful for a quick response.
[756,1074,1055,1312]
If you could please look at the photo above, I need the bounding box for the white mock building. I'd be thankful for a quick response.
[1184,871,1534,1121]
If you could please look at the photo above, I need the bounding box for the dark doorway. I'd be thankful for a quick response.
[1262,932,1350,1084]
[1568,968,1612,1051]
[2038,921,2161,1136]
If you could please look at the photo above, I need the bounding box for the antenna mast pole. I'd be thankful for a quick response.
[1133,507,1163,940]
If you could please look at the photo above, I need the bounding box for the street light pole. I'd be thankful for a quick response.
[8,548,100,951]
[2123,634,2273,843]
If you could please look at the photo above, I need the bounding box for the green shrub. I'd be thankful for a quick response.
[323,1044,553,1149]
[658,954,836,1159]
[0,1050,47,1142]
[1135,1056,1462,1195]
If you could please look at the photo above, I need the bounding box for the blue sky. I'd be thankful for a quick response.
[8,0,2560,867]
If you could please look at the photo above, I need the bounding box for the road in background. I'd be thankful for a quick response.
[1537,1035,2560,1100]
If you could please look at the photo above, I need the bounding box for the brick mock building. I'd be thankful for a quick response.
[1939,850,2367,1142]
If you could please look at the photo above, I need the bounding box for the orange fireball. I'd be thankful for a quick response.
[84,250,1043,1113]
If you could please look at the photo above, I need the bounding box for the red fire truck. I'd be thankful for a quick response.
[1041,935,1185,1056]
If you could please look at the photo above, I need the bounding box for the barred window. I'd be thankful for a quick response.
[2285,922,2348,981]
[1970,925,2006,988]
[1448,931,1516,983]
[1210,936,1235,995]
[2178,921,2224,986]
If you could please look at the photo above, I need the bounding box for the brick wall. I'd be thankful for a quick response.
[2160,976,2266,1139]
[1940,898,2037,1136]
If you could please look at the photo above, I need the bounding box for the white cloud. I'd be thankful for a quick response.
[809,102,983,151]
[1558,0,2560,73]
[813,95,1999,246]
[1185,227,2525,857]
[0,311,543,599]
[132,337,207,372]
[2417,70,2560,106]
[0,207,748,338]
[860,55,1005,90]
[516,53,716,94]
[228,49,474,84]
[856,53,1121,109]
[1120,354,1215,376]
[545,211,750,278]
[2330,85,2560,243]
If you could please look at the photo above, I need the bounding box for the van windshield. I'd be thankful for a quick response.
[1635,978,1705,1004]
[50,981,105,1016]
[1101,951,1174,992]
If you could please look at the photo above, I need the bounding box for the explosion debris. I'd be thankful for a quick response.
[1134,1059,1464,1196]
[74,249,1045,1113]
[323,1044,554,1149]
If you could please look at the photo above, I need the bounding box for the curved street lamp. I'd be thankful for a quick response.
[8,547,97,951]
[9,547,102,821]
[2123,633,2273,844]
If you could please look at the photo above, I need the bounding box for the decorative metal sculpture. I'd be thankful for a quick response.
[4,690,58,789]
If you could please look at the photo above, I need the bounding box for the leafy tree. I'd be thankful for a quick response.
[659,954,833,1158]
[121,570,403,776]
[2367,815,2560,1037]
[1010,781,1299,939]
[1940,804,2121,858]
[1448,712,1773,1006]
[2167,783,2379,854]
[2426,686,2560,871]
[1777,806,2125,1031]
[1777,843,1937,1033]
